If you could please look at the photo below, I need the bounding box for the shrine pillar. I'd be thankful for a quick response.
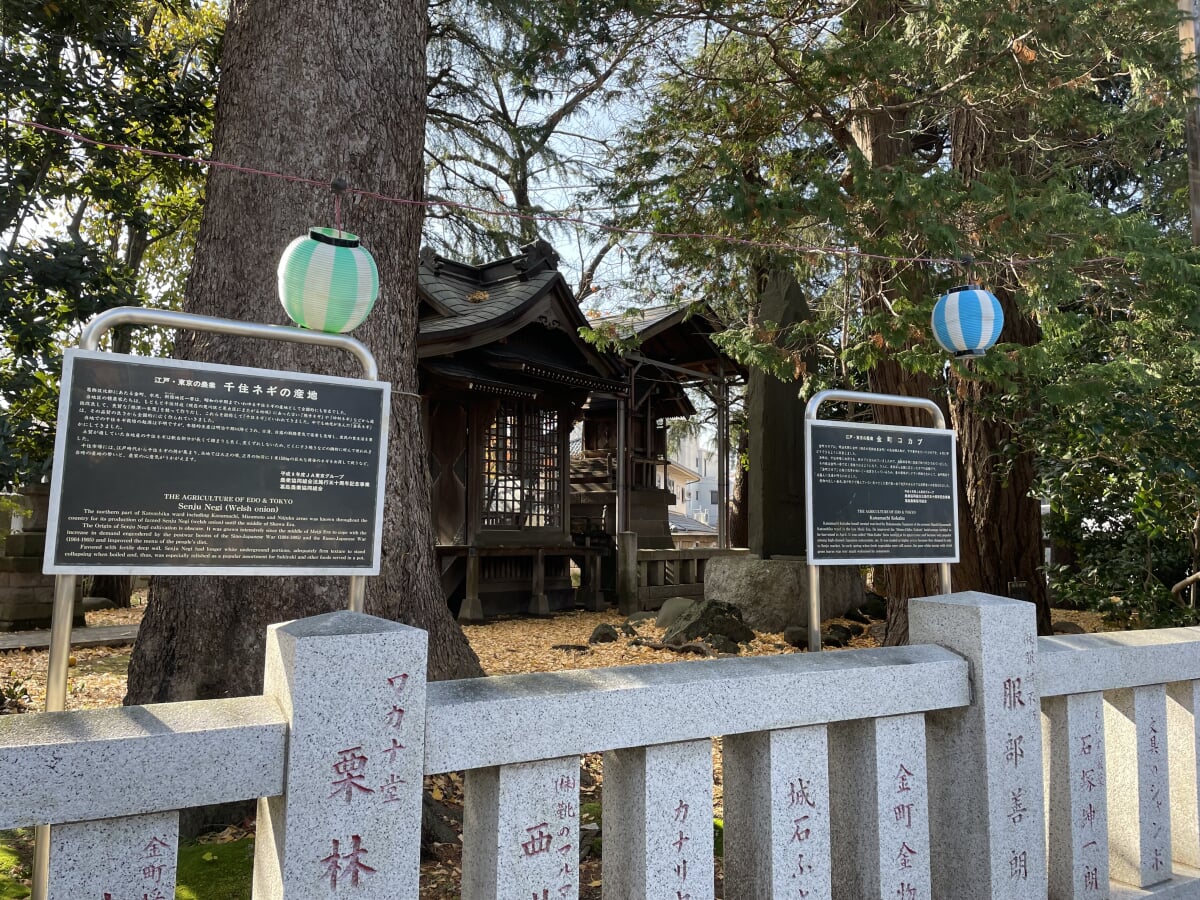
[909,592,1047,899]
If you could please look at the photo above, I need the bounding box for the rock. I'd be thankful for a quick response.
[707,634,742,655]
[783,625,808,648]
[703,556,864,632]
[635,638,715,656]
[825,623,855,645]
[662,599,755,647]
[861,591,888,620]
[589,624,619,644]
[821,630,846,648]
[626,611,658,624]
[867,622,887,644]
[579,823,601,861]
[655,596,698,629]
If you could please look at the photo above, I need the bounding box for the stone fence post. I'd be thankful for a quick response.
[252,610,428,900]
[909,591,1047,899]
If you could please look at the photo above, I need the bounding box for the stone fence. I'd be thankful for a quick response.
[3,592,1200,898]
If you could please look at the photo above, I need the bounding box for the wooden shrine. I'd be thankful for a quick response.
[418,241,740,620]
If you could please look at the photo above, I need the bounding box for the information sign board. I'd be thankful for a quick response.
[805,419,958,565]
[44,350,390,575]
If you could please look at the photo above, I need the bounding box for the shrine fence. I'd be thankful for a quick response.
[2,592,1200,898]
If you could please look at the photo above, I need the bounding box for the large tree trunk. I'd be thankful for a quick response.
[945,105,1053,636]
[847,0,945,643]
[845,3,1052,642]
[126,0,483,713]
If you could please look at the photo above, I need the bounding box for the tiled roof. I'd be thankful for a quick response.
[668,511,718,534]
[418,267,559,335]
[590,305,680,336]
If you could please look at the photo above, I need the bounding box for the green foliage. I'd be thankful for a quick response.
[0,0,219,489]
[597,0,1200,616]
[0,833,254,899]
[0,672,31,715]
[1028,238,1200,624]
[0,831,31,899]
[175,837,255,900]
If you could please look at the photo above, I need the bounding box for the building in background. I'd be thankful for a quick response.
[665,429,720,526]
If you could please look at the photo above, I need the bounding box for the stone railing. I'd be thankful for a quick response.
[1038,626,1200,897]
[4,593,1200,898]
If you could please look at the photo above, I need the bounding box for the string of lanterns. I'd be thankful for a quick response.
[274,176,1004,357]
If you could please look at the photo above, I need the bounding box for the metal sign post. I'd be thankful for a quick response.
[32,307,386,897]
[803,389,956,653]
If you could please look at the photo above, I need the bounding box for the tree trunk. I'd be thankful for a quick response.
[846,0,945,643]
[945,105,1053,635]
[89,575,132,608]
[728,426,748,548]
[126,0,483,714]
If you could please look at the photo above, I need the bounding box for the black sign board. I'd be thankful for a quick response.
[45,350,390,574]
[805,420,958,565]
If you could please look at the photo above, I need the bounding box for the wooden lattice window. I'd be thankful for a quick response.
[482,402,561,529]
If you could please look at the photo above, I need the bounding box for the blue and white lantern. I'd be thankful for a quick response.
[931,284,1004,358]
[278,227,379,333]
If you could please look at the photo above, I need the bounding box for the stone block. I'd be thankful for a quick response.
[423,645,967,774]
[703,555,863,631]
[829,713,930,900]
[1105,684,1172,888]
[0,589,56,610]
[1168,680,1200,868]
[0,696,286,830]
[0,582,84,632]
[602,739,714,900]
[253,611,428,900]
[461,757,580,900]
[910,591,1047,900]
[0,555,48,574]
[1039,626,1200,697]
[48,811,178,900]
[5,530,46,557]
[723,724,831,899]
[1044,691,1108,899]
[9,484,49,532]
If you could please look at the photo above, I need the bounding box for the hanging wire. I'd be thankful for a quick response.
[4,117,1131,272]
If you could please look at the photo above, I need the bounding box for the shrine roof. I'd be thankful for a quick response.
[417,239,620,381]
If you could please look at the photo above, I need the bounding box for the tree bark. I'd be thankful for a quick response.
[846,0,946,644]
[126,0,483,711]
[844,5,1052,642]
[728,425,748,548]
[89,575,132,608]
[945,105,1053,636]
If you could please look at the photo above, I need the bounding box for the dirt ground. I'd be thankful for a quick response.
[0,596,1106,899]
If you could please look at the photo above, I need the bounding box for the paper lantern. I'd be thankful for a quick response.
[931,284,1003,358]
[278,227,379,333]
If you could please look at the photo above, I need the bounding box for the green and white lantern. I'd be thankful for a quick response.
[277,227,379,333]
